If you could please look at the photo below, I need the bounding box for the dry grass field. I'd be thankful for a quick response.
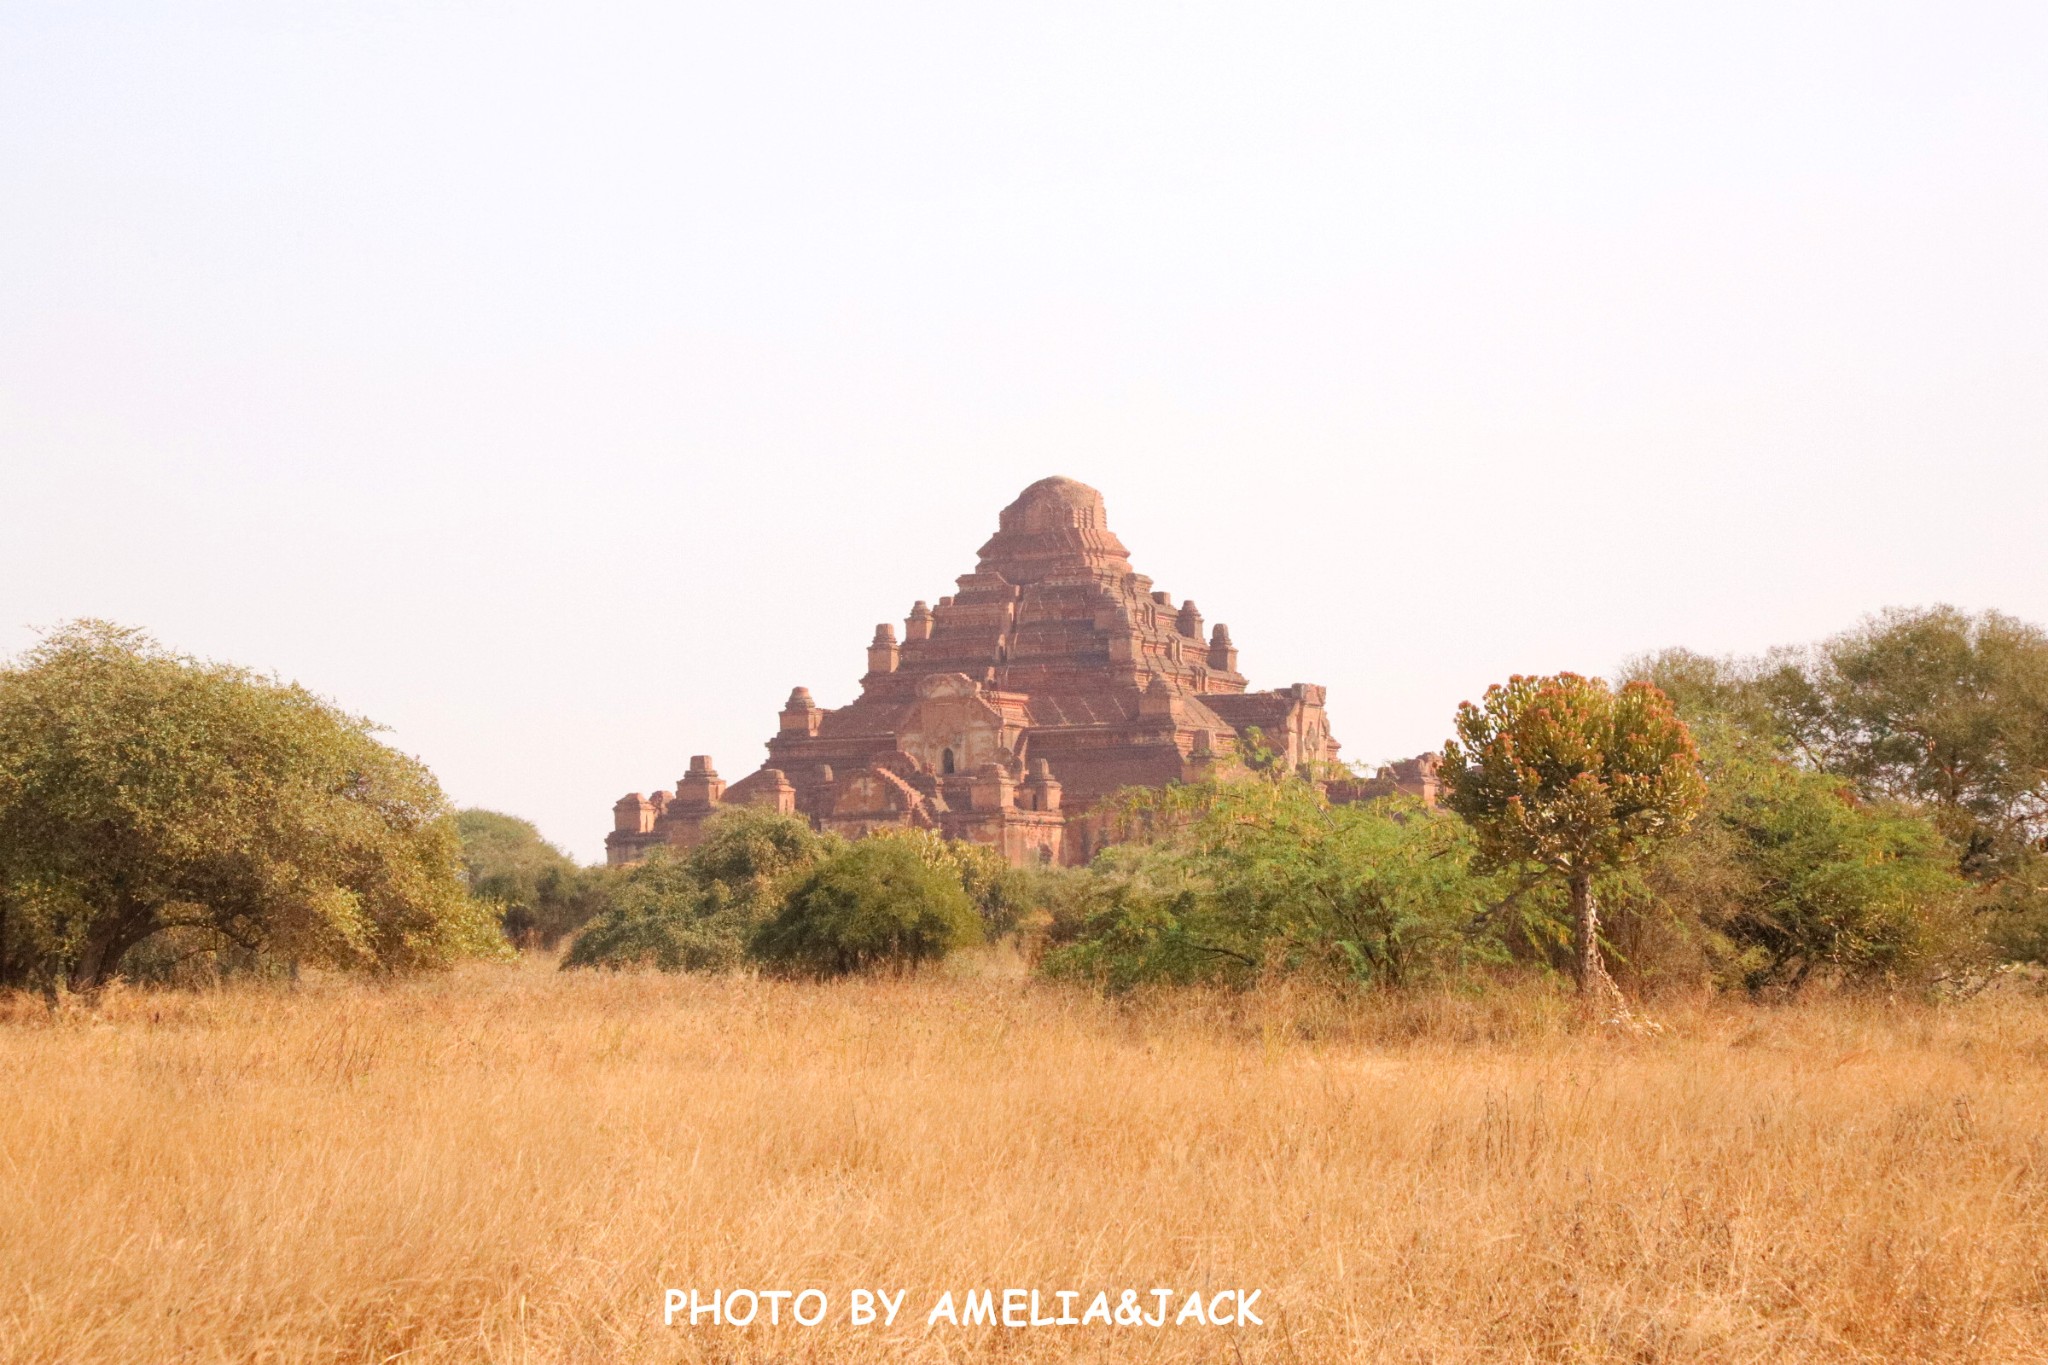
[3,957,2047,1364]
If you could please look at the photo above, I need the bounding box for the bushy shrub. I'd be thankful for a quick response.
[455,810,602,949]
[562,807,836,972]
[1984,861,2048,965]
[558,852,731,971]
[1041,777,1514,992]
[684,805,843,915]
[1043,756,1977,1000]
[1619,647,1991,990]
[1706,760,1976,989]
[1626,608,2048,962]
[0,621,503,993]
[750,838,982,976]
[858,825,1052,938]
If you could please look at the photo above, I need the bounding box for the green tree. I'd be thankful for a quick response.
[750,838,981,976]
[1772,607,2048,884]
[1623,647,1791,751]
[685,805,842,919]
[860,825,1044,938]
[1041,776,1510,992]
[1629,610,2048,960]
[559,850,733,971]
[1614,649,1984,993]
[454,810,599,949]
[1709,760,1973,990]
[1440,673,1706,1000]
[562,806,835,972]
[0,621,502,993]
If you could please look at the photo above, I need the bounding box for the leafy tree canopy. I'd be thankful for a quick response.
[0,621,502,992]
[559,849,735,972]
[858,825,1046,937]
[1633,609,2048,867]
[1042,776,1514,992]
[562,806,837,972]
[455,810,572,884]
[1772,607,2048,878]
[454,810,598,949]
[1629,607,2048,958]
[1440,673,1705,998]
[751,837,981,977]
[1709,758,1973,990]
[686,804,841,918]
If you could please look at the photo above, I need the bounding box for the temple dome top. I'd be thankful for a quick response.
[979,476,1130,583]
[999,476,1108,532]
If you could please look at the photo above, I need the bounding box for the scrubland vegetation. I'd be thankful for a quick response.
[5,606,2044,1000]
[5,959,2048,1363]
[530,605,2048,1000]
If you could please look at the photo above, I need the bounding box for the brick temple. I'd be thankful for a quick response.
[606,476,1397,868]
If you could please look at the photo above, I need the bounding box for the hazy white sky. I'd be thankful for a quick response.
[4,2,2045,860]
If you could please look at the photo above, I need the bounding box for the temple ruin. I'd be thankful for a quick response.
[606,476,1400,868]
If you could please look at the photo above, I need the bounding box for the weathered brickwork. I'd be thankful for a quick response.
[606,477,1347,867]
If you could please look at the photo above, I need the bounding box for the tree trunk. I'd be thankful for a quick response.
[1568,872,1622,1006]
[68,918,124,993]
[68,907,151,994]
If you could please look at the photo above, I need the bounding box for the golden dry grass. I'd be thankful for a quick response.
[3,957,2047,1364]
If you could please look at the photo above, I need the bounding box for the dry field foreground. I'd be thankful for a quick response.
[4,961,2047,1364]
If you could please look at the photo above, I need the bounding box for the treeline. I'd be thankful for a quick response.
[1629,604,2047,971]
[461,806,1039,977]
[555,605,2046,997]
[3,606,2041,998]
[1041,607,2041,996]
